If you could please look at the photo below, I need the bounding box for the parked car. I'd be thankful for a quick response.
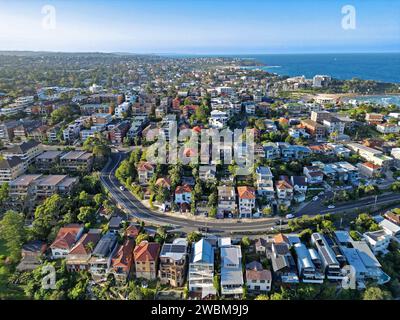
[119,186,125,191]
[313,196,319,201]
[285,214,295,219]
[327,205,336,209]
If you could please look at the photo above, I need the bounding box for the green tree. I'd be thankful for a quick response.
[33,194,64,239]
[187,231,201,244]
[362,287,392,300]
[0,210,26,261]
[0,183,9,206]
[135,233,149,245]
[77,206,96,224]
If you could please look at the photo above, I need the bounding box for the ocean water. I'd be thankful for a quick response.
[241,53,400,83]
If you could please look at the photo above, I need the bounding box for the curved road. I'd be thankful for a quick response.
[100,152,279,234]
[101,152,400,234]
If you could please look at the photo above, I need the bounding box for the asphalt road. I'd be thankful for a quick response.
[100,152,400,234]
[100,152,279,234]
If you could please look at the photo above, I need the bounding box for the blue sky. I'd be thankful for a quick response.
[0,0,399,53]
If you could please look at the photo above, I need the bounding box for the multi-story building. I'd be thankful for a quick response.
[111,238,136,282]
[294,243,324,283]
[89,232,118,280]
[275,179,294,205]
[311,233,343,280]
[133,241,161,280]
[376,123,400,134]
[35,151,63,172]
[188,239,216,298]
[8,174,42,208]
[0,157,25,184]
[66,229,102,272]
[347,143,393,168]
[108,120,130,144]
[365,113,384,125]
[2,140,42,169]
[363,230,391,255]
[323,117,345,135]
[137,161,155,184]
[35,175,78,200]
[237,186,256,218]
[300,119,326,141]
[245,261,272,293]
[209,110,228,129]
[255,166,275,199]
[220,244,243,298]
[159,238,188,287]
[311,110,332,123]
[217,185,237,219]
[59,151,94,173]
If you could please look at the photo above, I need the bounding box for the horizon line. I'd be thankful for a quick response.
[0,50,400,56]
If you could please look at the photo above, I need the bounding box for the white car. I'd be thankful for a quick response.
[119,186,125,191]
[327,205,336,209]
[313,196,319,201]
[285,214,295,219]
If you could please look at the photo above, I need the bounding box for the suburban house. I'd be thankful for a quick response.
[255,237,268,255]
[291,176,308,203]
[174,184,192,205]
[379,219,400,241]
[111,238,136,282]
[311,233,344,280]
[270,242,299,284]
[365,113,384,125]
[220,244,244,298]
[275,179,294,206]
[217,185,237,219]
[245,261,272,293]
[357,162,381,178]
[294,243,324,283]
[137,161,155,184]
[50,224,84,259]
[66,229,102,272]
[88,232,118,280]
[16,240,47,272]
[199,165,217,182]
[133,241,161,280]
[303,166,324,184]
[363,230,391,255]
[188,239,216,298]
[255,166,275,200]
[237,186,256,218]
[155,177,171,190]
[159,238,189,287]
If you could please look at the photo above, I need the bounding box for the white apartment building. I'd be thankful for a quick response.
[209,110,228,129]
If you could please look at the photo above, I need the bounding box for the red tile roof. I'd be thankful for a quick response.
[155,177,171,188]
[275,180,293,190]
[50,224,83,250]
[137,162,155,172]
[69,230,101,255]
[133,241,160,262]
[237,186,256,199]
[246,268,272,282]
[112,238,135,269]
[175,184,193,194]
